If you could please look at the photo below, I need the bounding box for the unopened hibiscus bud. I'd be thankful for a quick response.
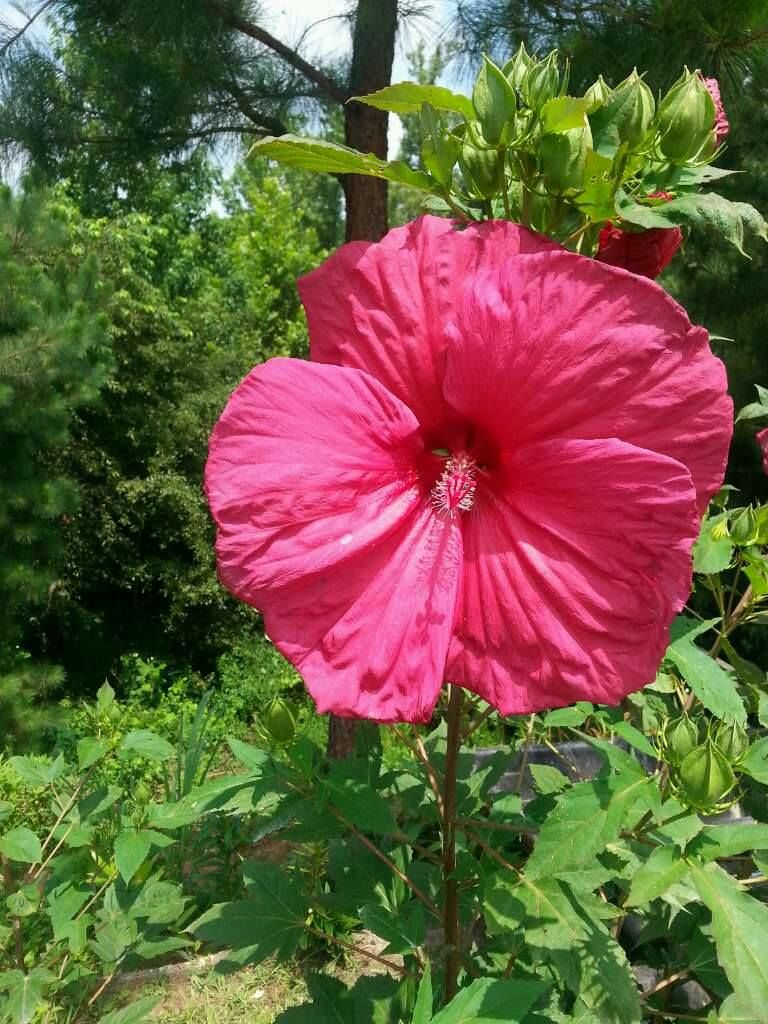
[263,695,297,745]
[601,69,655,149]
[714,720,749,763]
[502,41,534,91]
[663,714,699,766]
[658,68,716,162]
[473,55,517,145]
[583,75,612,113]
[730,505,757,545]
[596,220,682,279]
[540,122,592,195]
[521,51,560,111]
[702,76,729,145]
[678,739,736,810]
[459,142,503,198]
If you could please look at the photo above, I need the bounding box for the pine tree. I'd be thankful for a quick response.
[0,0,402,242]
[0,178,111,745]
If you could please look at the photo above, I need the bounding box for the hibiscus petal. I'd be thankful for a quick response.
[442,251,732,513]
[256,504,461,723]
[298,214,558,435]
[446,438,699,714]
[205,357,425,597]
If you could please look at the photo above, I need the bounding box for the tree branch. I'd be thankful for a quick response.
[0,0,56,57]
[222,80,286,135]
[202,0,349,105]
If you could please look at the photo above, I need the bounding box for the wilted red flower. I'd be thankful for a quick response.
[205,216,732,723]
[703,77,729,145]
[598,192,682,279]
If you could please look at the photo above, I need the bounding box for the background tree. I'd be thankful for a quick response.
[0,0,404,241]
[0,177,111,744]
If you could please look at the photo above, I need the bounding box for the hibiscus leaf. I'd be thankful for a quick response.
[412,965,433,1024]
[693,516,735,574]
[189,863,307,965]
[114,829,153,883]
[352,82,474,120]
[689,862,768,1020]
[321,764,396,834]
[666,639,747,724]
[430,978,550,1023]
[0,826,42,864]
[741,736,768,784]
[96,996,161,1024]
[615,190,768,256]
[250,135,441,194]
[508,877,640,1024]
[625,844,689,906]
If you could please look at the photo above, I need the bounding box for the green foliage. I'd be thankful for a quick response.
[0,177,111,746]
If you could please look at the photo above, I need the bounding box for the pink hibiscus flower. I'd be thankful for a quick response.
[757,427,768,474]
[205,216,732,723]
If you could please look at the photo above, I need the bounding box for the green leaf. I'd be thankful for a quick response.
[321,767,396,834]
[611,721,656,757]
[119,730,175,762]
[541,96,592,133]
[412,965,433,1024]
[8,754,65,787]
[0,826,42,864]
[96,996,161,1024]
[625,844,688,906]
[666,639,746,724]
[354,82,474,120]
[77,737,111,770]
[129,879,187,925]
[525,769,651,882]
[0,968,54,1024]
[114,829,153,883]
[275,975,352,1024]
[430,978,549,1023]
[716,994,762,1024]
[514,877,640,1023]
[615,190,768,256]
[190,863,307,965]
[250,136,439,193]
[693,516,735,574]
[689,823,768,863]
[529,763,570,795]
[741,737,768,784]
[544,705,588,728]
[689,862,768,1020]
[574,150,616,221]
[359,902,424,954]
[472,56,517,145]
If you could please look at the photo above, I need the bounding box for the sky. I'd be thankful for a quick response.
[0,0,460,156]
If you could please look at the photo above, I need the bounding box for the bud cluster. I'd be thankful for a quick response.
[660,714,749,813]
[398,48,733,275]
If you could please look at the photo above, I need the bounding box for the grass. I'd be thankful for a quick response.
[102,963,308,1024]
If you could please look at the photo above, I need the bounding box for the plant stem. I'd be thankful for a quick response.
[442,684,464,1005]
[1,856,25,972]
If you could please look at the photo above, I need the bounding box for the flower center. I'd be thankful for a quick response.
[431,453,476,518]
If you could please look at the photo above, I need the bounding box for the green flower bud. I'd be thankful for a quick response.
[663,714,699,766]
[540,122,592,195]
[679,739,736,810]
[583,75,612,113]
[502,42,534,90]
[133,781,152,806]
[601,69,656,149]
[472,55,517,145]
[730,506,757,546]
[714,721,749,764]
[658,68,716,163]
[521,51,560,111]
[459,142,504,198]
[263,696,297,745]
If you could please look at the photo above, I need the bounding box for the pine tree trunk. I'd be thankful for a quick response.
[327,0,398,760]
[342,0,398,244]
